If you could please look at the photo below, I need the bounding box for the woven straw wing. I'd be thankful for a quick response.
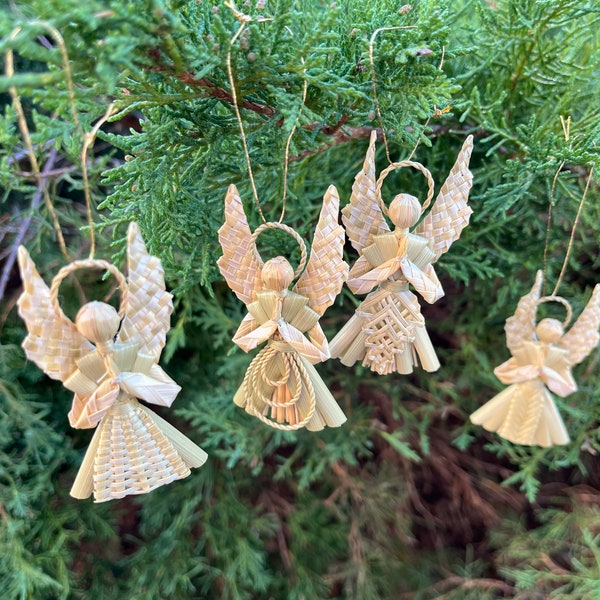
[293,185,349,316]
[414,135,474,261]
[505,270,543,355]
[119,223,173,362]
[17,246,92,382]
[217,184,263,304]
[560,284,600,365]
[342,130,389,254]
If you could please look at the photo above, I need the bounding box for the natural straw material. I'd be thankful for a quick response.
[342,131,389,254]
[535,295,573,328]
[81,399,189,503]
[50,259,128,319]
[17,222,207,501]
[415,136,474,260]
[470,270,600,447]
[18,247,94,383]
[250,221,308,278]
[218,184,265,304]
[218,184,348,430]
[330,133,474,375]
[294,186,350,316]
[376,160,435,215]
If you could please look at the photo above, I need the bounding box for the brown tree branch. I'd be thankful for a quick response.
[177,71,276,117]
[148,60,376,145]
[0,147,59,302]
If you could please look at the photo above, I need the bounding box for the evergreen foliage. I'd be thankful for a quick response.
[1,0,599,598]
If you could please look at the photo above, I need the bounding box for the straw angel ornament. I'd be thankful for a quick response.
[217,184,349,431]
[330,132,474,375]
[17,223,207,502]
[470,271,600,447]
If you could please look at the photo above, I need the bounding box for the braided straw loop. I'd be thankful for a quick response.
[376,161,435,217]
[535,295,573,329]
[243,344,317,431]
[250,222,308,279]
[50,259,128,322]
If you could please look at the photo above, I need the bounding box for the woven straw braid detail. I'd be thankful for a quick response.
[50,259,128,319]
[375,161,435,215]
[250,222,308,278]
[362,294,414,373]
[342,130,390,253]
[93,400,190,502]
[68,381,120,429]
[294,185,348,316]
[415,135,474,261]
[243,344,316,430]
[17,247,93,382]
[535,295,573,328]
[218,184,263,304]
[119,223,173,361]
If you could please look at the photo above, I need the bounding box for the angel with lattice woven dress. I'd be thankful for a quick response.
[17,223,207,502]
[217,184,349,431]
[330,132,474,375]
[470,271,600,447]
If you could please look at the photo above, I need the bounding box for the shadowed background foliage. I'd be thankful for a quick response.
[1,1,599,598]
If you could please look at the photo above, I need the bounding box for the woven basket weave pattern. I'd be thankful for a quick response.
[415,136,474,260]
[294,185,348,316]
[342,131,389,253]
[93,399,189,502]
[18,248,93,381]
[217,184,263,304]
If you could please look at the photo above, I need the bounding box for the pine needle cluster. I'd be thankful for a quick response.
[1,1,599,598]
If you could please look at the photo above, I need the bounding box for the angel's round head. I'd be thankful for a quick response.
[261,257,294,291]
[536,318,563,344]
[75,301,120,345]
[388,194,421,229]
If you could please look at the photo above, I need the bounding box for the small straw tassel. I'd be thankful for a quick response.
[330,132,474,375]
[17,222,207,502]
[218,184,349,431]
[470,270,600,447]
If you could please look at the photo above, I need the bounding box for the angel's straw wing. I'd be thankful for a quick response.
[414,135,474,261]
[217,184,263,304]
[17,247,92,382]
[560,284,600,366]
[119,222,174,362]
[504,270,543,356]
[294,185,348,316]
[342,130,389,254]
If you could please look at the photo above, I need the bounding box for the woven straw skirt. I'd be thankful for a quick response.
[72,396,196,502]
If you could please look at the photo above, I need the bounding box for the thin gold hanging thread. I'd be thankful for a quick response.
[470,270,600,447]
[6,25,75,261]
[368,25,417,164]
[225,2,306,224]
[5,24,117,262]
